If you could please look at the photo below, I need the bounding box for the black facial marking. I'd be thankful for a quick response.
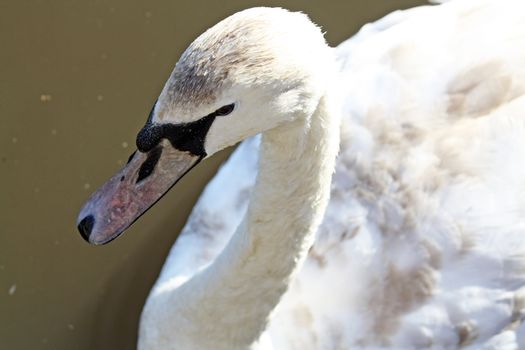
[126,151,137,165]
[136,123,166,154]
[135,102,235,157]
[136,112,216,156]
[215,103,235,116]
[120,175,125,182]
[136,146,162,183]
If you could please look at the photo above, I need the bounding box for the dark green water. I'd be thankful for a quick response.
[1,1,425,349]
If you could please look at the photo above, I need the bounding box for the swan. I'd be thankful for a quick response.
[77,0,525,348]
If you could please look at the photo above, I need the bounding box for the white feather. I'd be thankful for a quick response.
[141,0,525,348]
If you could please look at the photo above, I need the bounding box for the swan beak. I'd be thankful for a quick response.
[77,142,201,245]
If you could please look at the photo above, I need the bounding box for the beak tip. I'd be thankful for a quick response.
[77,215,95,243]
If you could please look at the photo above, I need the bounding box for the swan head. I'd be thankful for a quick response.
[77,7,334,244]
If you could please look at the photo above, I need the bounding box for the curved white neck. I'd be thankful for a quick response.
[142,91,340,349]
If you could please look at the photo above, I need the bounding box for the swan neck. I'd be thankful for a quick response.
[149,91,340,349]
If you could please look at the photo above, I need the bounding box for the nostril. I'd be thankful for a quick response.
[137,146,163,183]
[77,215,95,242]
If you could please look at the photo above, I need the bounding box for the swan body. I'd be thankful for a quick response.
[76,0,525,349]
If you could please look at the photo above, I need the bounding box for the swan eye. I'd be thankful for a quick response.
[214,103,235,116]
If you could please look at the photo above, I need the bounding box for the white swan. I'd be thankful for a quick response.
[78,0,525,349]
